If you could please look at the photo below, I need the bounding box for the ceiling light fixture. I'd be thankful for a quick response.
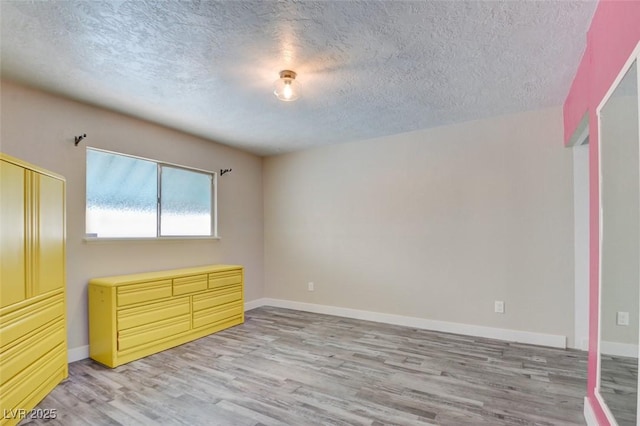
[274,70,300,102]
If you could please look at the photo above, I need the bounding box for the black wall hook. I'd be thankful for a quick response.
[74,134,87,146]
[220,168,232,176]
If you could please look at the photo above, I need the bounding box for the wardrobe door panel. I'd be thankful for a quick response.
[0,161,26,308]
[34,173,65,296]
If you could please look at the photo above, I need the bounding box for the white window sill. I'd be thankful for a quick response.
[83,236,221,243]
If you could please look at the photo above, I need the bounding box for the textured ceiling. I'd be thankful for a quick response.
[1,1,596,156]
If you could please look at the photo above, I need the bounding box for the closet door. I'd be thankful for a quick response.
[0,160,26,308]
[34,172,65,296]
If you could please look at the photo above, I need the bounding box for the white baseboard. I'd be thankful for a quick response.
[245,298,268,311]
[583,396,598,426]
[255,298,567,349]
[68,297,568,364]
[600,340,638,358]
[68,345,89,363]
[575,338,589,351]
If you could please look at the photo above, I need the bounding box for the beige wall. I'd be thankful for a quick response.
[264,106,576,346]
[0,80,264,350]
[0,79,577,350]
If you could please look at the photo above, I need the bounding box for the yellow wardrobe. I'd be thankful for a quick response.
[0,154,67,426]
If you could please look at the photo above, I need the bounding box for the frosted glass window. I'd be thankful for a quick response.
[86,150,157,237]
[160,166,212,236]
[86,148,216,238]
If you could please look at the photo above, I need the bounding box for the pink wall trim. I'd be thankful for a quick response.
[563,0,640,424]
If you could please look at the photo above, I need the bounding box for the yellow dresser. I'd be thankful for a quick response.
[0,154,67,426]
[88,265,244,368]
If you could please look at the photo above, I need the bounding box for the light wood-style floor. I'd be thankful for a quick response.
[600,354,638,426]
[23,307,588,425]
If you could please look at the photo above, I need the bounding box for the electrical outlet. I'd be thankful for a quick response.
[308,282,314,292]
[617,311,630,326]
[494,300,505,314]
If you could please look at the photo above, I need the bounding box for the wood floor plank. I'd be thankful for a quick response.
[599,354,638,426]
[20,307,592,425]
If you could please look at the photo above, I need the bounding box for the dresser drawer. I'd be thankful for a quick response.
[0,318,65,384]
[193,285,242,312]
[0,293,64,349]
[193,300,243,329]
[208,271,242,290]
[118,314,191,352]
[117,297,190,330]
[173,274,207,296]
[0,341,66,414]
[117,279,172,306]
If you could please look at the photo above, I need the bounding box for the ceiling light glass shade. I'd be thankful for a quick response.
[274,70,300,101]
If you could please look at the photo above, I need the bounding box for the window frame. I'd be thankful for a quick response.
[85,147,218,241]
